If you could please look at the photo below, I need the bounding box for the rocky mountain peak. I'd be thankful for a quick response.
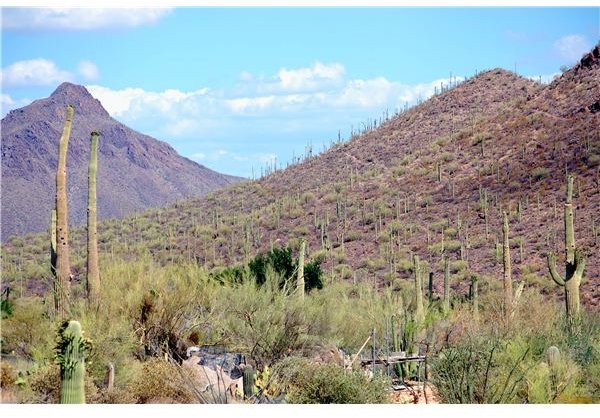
[48,82,109,118]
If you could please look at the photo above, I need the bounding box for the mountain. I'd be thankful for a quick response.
[0,82,243,241]
[127,47,597,307]
[3,47,599,309]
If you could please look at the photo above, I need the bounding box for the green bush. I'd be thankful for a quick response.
[431,336,530,403]
[248,246,323,293]
[271,357,389,403]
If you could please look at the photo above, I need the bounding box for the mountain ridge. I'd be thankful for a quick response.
[1,82,243,241]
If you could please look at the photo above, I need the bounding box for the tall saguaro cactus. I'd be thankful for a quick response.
[471,275,479,322]
[57,320,87,404]
[548,176,586,328]
[50,209,57,279]
[443,255,450,314]
[86,131,100,305]
[55,105,74,317]
[502,211,513,321]
[413,255,424,325]
[297,239,305,299]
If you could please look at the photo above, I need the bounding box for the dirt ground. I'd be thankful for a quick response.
[389,381,440,404]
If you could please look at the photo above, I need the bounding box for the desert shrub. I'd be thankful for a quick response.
[212,279,309,369]
[431,336,530,403]
[271,357,389,403]
[531,167,549,181]
[126,359,195,404]
[21,362,99,404]
[94,386,137,404]
[344,230,363,242]
[1,361,17,388]
[524,349,583,403]
[304,259,324,291]
[0,297,54,361]
[209,265,247,285]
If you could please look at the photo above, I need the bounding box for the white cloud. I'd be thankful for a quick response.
[78,61,100,81]
[85,63,460,141]
[277,62,345,92]
[1,58,72,88]
[76,63,463,177]
[237,62,346,95]
[553,34,592,63]
[226,96,276,114]
[1,58,103,88]
[2,8,172,31]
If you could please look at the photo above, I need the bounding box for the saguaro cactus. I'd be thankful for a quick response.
[297,239,305,299]
[56,320,87,404]
[55,105,74,317]
[242,366,255,400]
[87,131,100,305]
[502,211,513,321]
[50,209,57,278]
[546,346,560,368]
[547,176,586,327]
[443,255,450,314]
[413,255,424,325]
[471,275,479,322]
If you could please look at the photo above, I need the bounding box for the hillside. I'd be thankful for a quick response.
[0,82,242,241]
[2,47,598,309]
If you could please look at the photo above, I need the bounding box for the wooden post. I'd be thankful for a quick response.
[371,328,376,375]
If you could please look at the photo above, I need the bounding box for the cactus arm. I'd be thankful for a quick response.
[547,253,565,286]
[575,250,586,283]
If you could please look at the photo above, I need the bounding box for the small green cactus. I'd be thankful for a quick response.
[56,320,90,404]
[243,366,255,400]
[546,346,560,368]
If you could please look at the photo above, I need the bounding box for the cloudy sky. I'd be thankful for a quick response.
[1,6,598,177]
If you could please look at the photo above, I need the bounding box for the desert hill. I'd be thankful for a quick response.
[3,47,598,309]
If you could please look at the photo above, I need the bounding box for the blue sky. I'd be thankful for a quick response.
[1,7,598,177]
